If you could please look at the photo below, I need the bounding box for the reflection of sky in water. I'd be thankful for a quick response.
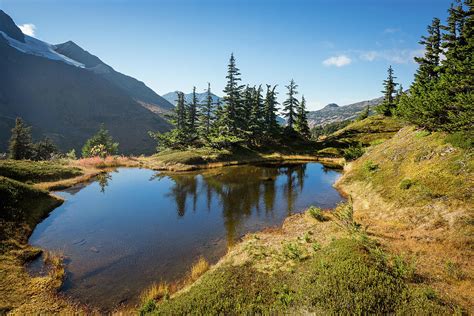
[29,163,343,311]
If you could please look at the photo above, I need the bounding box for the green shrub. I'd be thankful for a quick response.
[66,149,77,160]
[140,299,157,315]
[343,144,365,161]
[282,242,306,261]
[445,131,473,149]
[399,178,415,190]
[363,160,379,173]
[370,139,385,146]
[82,124,119,158]
[307,206,326,222]
[415,130,431,138]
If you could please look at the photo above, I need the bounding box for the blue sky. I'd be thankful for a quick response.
[1,0,452,110]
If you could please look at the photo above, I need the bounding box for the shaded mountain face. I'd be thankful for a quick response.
[0,12,171,155]
[162,90,221,106]
[0,10,24,42]
[54,41,174,113]
[307,97,383,127]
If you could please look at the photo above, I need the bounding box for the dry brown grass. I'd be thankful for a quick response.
[189,257,210,282]
[0,246,86,314]
[72,155,140,169]
[140,282,170,304]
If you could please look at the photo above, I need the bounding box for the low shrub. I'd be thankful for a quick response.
[307,206,326,222]
[445,131,473,149]
[399,178,415,190]
[415,130,431,138]
[343,144,365,161]
[363,160,379,173]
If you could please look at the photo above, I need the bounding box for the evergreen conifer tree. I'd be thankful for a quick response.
[414,18,442,83]
[398,0,473,131]
[186,86,199,137]
[8,117,34,160]
[282,79,299,130]
[248,85,264,144]
[264,85,280,136]
[175,91,186,131]
[241,85,253,134]
[81,124,119,157]
[198,83,214,140]
[357,105,370,121]
[376,66,398,116]
[294,95,310,139]
[33,137,59,161]
[221,53,244,137]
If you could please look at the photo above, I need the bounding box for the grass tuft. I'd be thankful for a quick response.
[307,206,326,222]
[189,257,210,282]
[140,282,170,305]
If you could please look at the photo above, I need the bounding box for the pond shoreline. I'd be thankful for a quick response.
[2,155,344,313]
[36,155,344,191]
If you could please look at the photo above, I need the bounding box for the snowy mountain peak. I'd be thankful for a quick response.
[0,31,85,68]
[0,10,24,42]
[55,40,104,68]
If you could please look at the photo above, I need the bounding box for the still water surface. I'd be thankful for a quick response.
[29,162,343,310]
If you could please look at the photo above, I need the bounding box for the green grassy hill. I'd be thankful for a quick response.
[337,124,473,311]
[315,115,405,157]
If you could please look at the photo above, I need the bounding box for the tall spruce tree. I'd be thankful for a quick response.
[212,98,224,135]
[186,86,199,137]
[198,83,214,139]
[357,105,370,121]
[398,0,473,131]
[241,85,253,134]
[282,79,299,130]
[221,53,244,137]
[414,18,442,83]
[8,117,34,160]
[175,91,186,131]
[376,66,398,116]
[295,95,310,139]
[264,85,280,136]
[248,85,264,144]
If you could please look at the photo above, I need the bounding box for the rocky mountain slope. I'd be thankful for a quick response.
[0,10,171,155]
[55,41,174,113]
[308,97,383,127]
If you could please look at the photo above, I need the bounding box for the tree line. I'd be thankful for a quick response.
[376,0,472,132]
[6,118,118,160]
[149,53,311,150]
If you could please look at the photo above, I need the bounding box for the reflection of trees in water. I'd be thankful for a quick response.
[155,163,307,246]
[96,173,112,193]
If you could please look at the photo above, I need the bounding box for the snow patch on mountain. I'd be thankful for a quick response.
[0,31,84,68]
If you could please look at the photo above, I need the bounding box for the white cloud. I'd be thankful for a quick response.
[18,23,36,37]
[357,49,424,64]
[384,28,400,34]
[322,55,352,67]
[360,51,378,61]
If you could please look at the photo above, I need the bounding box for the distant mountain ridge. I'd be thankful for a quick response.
[54,41,174,113]
[307,97,383,127]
